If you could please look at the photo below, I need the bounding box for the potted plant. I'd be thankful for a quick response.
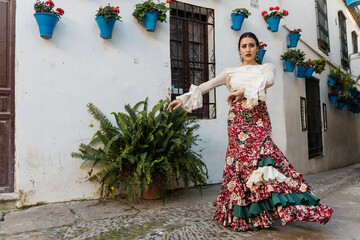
[336,95,347,110]
[328,66,341,87]
[34,0,64,39]
[71,98,208,202]
[95,4,122,39]
[280,49,305,72]
[230,8,251,31]
[296,60,311,78]
[133,0,171,32]
[287,28,302,48]
[318,38,330,52]
[257,42,267,64]
[341,57,350,69]
[328,89,339,104]
[261,6,289,32]
[346,0,360,8]
[306,58,326,77]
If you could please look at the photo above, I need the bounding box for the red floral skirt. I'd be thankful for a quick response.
[212,99,333,231]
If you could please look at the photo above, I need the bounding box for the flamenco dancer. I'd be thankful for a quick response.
[167,32,333,231]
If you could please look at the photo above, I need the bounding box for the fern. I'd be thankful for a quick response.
[72,98,208,202]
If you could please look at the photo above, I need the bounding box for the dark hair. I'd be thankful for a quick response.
[238,32,259,50]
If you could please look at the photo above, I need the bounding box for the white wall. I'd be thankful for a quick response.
[14,0,359,206]
[281,0,360,173]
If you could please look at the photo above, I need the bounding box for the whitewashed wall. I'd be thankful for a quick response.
[14,0,360,206]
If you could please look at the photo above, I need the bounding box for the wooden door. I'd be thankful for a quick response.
[0,0,15,193]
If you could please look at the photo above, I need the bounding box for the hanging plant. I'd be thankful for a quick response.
[95,4,122,39]
[230,8,251,31]
[287,28,302,48]
[280,49,305,72]
[257,41,267,64]
[262,6,288,32]
[132,0,171,32]
[33,0,64,39]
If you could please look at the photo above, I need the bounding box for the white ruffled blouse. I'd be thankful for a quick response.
[176,63,276,112]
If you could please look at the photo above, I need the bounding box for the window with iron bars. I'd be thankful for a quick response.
[338,11,349,69]
[305,78,323,159]
[169,1,216,119]
[316,0,330,53]
[352,31,358,53]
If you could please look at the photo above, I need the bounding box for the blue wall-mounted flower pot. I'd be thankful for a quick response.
[337,102,346,110]
[347,0,360,7]
[287,33,301,48]
[34,12,59,39]
[283,60,296,72]
[304,66,314,78]
[231,13,245,31]
[96,16,116,39]
[296,65,307,78]
[266,16,281,32]
[329,96,338,105]
[328,77,336,86]
[351,88,358,98]
[257,49,266,64]
[144,11,158,32]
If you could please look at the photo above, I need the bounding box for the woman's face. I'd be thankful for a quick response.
[238,37,259,64]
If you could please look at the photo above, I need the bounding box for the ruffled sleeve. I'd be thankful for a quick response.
[176,70,226,113]
[243,63,276,108]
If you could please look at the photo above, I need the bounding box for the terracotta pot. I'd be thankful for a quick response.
[142,182,163,200]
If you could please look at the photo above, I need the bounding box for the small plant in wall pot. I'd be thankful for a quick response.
[95,4,122,39]
[262,6,288,32]
[230,8,251,31]
[34,0,65,39]
[132,0,171,32]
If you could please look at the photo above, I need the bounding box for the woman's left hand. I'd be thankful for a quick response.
[227,88,245,105]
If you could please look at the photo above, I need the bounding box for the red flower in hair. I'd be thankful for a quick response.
[45,0,54,6]
[261,11,267,16]
[274,6,280,10]
[56,8,64,16]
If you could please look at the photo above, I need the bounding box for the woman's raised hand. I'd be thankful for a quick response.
[227,88,245,105]
[167,99,183,113]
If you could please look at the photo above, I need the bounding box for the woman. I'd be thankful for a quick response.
[167,32,333,231]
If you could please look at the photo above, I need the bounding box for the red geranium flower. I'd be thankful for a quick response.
[166,0,173,3]
[56,8,64,16]
[298,28,302,32]
[264,43,267,47]
[274,6,280,10]
[45,0,54,6]
[283,10,289,16]
[269,7,274,11]
[261,11,267,16]
[113,7,120,13]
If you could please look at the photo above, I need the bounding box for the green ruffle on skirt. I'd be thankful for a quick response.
[258,156,275,167]
[233,191,320,219]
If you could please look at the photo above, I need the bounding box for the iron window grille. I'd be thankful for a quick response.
[305,78,323,159]
[338,11,349,69]
[352,31,358,53]
[169,1,216,119]
[316,0,330,53]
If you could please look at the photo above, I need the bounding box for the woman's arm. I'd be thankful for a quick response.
[263,63,276,89]
[167,70,226,113]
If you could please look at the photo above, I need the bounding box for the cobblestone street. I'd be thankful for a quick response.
[1,163,360,240]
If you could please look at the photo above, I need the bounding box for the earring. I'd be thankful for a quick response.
[255,54,260,63]
[240,54,243,62]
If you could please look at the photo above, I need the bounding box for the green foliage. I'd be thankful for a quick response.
[132,0,170,23]
[231,8,251,18]
[280,49,305,63]
[96,4,122,21]
[71,98,208,202]
[311,58,327,74]
[328,66,357,97]
[34,1,64,18]
[329,66,342,82]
